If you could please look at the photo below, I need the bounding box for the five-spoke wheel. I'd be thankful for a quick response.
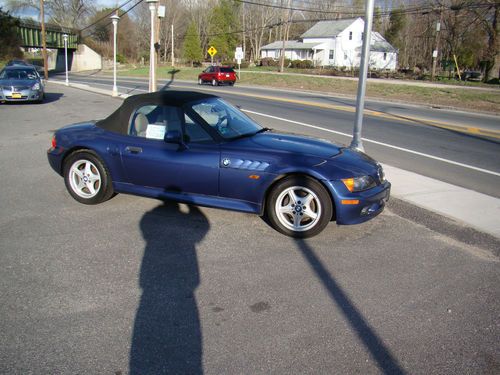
[63,151,114,204]
[266,176,332,238]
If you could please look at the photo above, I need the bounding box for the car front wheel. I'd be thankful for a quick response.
[266,176,333,238]
[198,78,203,85]
[211,78,218,86]
[63,150,114,205]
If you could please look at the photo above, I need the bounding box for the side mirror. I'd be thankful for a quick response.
[164,130,187,150]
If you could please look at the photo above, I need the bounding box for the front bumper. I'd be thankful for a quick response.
[326,180,391,225]
[0,87,43,102]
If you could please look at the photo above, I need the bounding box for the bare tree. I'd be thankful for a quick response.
[7,0,94,28]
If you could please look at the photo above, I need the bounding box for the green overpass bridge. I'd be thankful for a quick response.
[18,19,79,49]
[17,19,80,71]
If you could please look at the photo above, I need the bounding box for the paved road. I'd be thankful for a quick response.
[0,83,499,374]
[52,73,500,198]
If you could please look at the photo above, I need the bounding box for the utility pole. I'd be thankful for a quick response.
[146,0,158,92]
[242,2,246,60]
[431,5,444,81]
[279,0,292,73]
[171,24,174,67]
[40,0,48,80]
[350,0,375,151]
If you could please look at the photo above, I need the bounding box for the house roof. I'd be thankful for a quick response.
[261,40,321,50]
[300,18,359,38]
[370,32,398,53]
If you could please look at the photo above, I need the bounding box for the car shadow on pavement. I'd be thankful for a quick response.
[130,202,209,375]
[1,92,63,105]
[295,239,406,375]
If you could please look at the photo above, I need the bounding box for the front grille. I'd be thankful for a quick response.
[13,86,30,91]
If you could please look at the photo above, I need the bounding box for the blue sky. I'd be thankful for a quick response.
[0,0,121,19]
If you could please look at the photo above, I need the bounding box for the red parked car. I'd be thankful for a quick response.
[198,66,236,86]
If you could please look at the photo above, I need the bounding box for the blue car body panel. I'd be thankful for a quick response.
[47,91,390,226]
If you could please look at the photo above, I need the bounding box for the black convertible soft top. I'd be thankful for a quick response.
[96,90,217,135]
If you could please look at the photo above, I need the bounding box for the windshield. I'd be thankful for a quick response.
[0,69,38,80]
[188,98,262,140]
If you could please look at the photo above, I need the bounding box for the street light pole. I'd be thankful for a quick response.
[63,34,69,86]
[146,0,158,92]
[40,0,48,80]
[350,0,375,152]
[111,13,120,97]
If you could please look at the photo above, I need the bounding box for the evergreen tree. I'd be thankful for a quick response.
[0,7,22,59]
[183,21,203,67]
[385,7,406,50]
[207,0,240,61]
[373,6,382,33]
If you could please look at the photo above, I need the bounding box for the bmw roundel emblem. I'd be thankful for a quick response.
[222,158,231,167]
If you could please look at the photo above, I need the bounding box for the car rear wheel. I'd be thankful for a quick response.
[63,151,114,205]
[266,176,332,238]
[211,78,218,86]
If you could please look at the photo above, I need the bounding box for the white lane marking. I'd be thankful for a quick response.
[243,109,500,177]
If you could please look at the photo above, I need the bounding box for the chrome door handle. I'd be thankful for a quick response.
[125,146,142,154]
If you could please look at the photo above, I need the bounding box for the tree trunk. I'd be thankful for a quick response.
[484,4,499,81]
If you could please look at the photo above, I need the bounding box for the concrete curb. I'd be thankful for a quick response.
[49,80,500,239]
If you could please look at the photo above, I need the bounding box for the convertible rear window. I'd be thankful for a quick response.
[219,68,234,73]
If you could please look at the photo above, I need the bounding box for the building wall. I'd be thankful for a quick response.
[71,44,102,72]
[260,18,397,70]
[370,51,397,70]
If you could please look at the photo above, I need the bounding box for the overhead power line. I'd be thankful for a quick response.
[80,0,138,32]
[80,0,144,39]
[235,0,500,17]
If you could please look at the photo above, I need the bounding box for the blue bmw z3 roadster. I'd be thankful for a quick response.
[47,91,390,237]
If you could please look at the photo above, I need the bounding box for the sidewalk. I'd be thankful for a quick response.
[50,80,500,239]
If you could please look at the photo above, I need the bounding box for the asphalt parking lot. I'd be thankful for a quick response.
[0,83,499,374]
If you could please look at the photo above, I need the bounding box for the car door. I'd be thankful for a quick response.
[202,66,214,82]
[120,103,220,196]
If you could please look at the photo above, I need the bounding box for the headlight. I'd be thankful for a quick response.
[342,176,376,192]
[32,82,40,90]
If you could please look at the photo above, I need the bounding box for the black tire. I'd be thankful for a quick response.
[211,78,218,86]
[265,175,333,238]
[63,150,114,205]
[229,82,235,86]
[198,78,203,85]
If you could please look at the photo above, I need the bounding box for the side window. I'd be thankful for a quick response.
[129,104,183,140]
[184,114,213,144]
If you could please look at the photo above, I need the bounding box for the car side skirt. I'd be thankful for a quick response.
[114,182,262,214]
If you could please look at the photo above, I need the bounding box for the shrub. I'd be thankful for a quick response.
[116,54,126,64]
[260,57,277,66]
[290,59,314,69]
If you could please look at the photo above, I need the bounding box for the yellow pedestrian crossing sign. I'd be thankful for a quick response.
[207,46,217,57]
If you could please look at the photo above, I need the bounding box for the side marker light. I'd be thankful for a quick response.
[341,199,359,205]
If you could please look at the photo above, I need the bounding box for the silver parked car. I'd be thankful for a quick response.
[0,66,44,103]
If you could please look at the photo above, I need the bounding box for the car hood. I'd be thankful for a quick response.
[0,79,37,87]
[0,79,38,86]
[243,132,342,158]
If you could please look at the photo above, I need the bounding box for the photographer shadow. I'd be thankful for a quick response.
[130,202,209,375]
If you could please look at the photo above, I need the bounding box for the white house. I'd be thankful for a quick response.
[261,18,398,71]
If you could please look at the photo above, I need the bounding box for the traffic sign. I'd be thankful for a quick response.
[235,47,244,60]
[207,46,217,57]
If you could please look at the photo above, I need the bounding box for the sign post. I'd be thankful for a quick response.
[208,46,217,65]
[235,46,244,79]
